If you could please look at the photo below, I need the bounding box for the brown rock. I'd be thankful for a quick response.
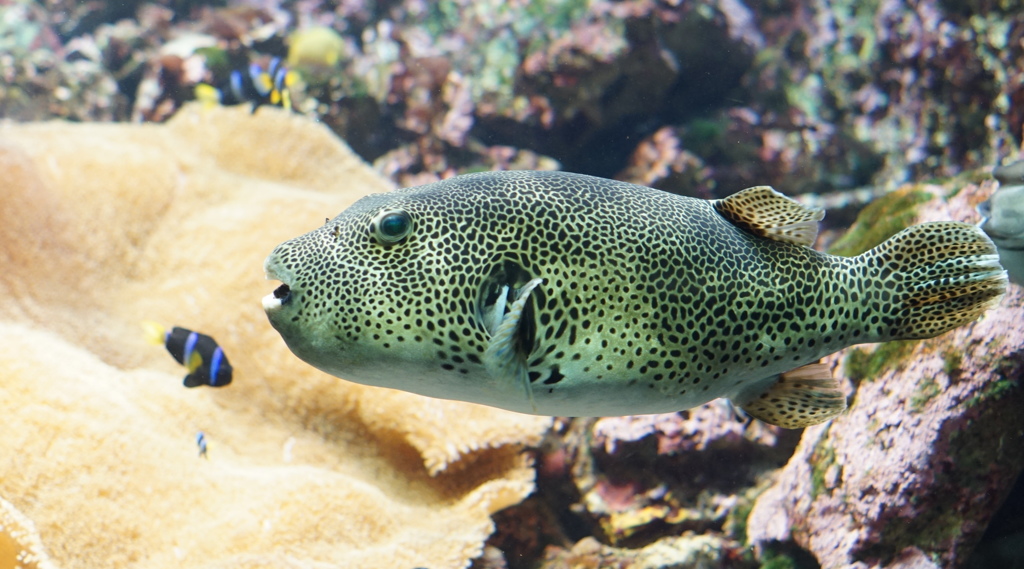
[540,533,737,569]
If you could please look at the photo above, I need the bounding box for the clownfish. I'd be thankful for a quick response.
[143,321,233,388]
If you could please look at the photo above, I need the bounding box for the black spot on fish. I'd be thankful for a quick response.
[543,366,565,385]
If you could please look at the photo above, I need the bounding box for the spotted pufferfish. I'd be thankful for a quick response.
[262,171,1007,428]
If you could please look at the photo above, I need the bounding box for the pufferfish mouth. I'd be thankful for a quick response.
[262,258,293,311]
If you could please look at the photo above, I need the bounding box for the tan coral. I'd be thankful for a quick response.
[0,103,550,568]
[0,497,57,569]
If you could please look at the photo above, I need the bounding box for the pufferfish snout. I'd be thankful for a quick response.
[263,170,1007,429]
[262,234,355,373]
[268,283,292,306]
[262,251,293,312]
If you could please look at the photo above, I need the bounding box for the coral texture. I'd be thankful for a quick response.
[746,179,1024,569]
[0,104,550,568]
[0,497,56,569]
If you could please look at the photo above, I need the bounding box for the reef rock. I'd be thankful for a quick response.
[0,103,550,568]
[539,534,736,569]
[747,178,1024,569]
[523,408,792,557]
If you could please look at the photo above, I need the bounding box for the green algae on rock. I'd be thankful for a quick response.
[843,340,919,384]
[827,187,934,257]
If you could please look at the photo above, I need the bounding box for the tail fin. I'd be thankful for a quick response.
[859,221,1007,340]
[141,320,168,346]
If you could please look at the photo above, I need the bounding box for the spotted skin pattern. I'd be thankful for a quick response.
[263,171,1007,427]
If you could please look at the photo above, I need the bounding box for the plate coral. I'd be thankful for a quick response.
[0,104,550,568]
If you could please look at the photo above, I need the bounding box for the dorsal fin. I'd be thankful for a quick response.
[714,186,824,247]
[733,362,846,429]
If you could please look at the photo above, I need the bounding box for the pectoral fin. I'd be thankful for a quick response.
[184,349,204,373]
[483,278,544,412]
[734,362,846,428]
[714,185,824,247]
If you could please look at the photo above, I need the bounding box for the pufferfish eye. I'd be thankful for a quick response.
[372,210,412,244]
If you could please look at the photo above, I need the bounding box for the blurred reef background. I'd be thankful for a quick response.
[1,1,1023,569]
[5,0,1024,200]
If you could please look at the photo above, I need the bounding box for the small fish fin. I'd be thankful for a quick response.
[283,69,299,89]
[194,84,222,109]
[735,362,846,429]
[859,222,1007,340]
[183,370,207,388]
[252,65,273,96]
[714,186,824,247]
[484,278,544,412]
[185,349,203,373]
[141,320,168,346]
[229,70,246,101]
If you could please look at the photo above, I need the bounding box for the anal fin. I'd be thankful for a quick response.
[714,185,824,247]
[735,362,846,429]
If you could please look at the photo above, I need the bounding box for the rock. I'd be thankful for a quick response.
[540,533,740,569]
[593,403,781,456]
[0,103,550,568]
[538,407,795,552]
[747,178,1024,569]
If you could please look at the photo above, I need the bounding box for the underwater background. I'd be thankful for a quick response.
[0,1,1022,568]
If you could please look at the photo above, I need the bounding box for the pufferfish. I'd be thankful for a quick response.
[262,171,1007,428]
